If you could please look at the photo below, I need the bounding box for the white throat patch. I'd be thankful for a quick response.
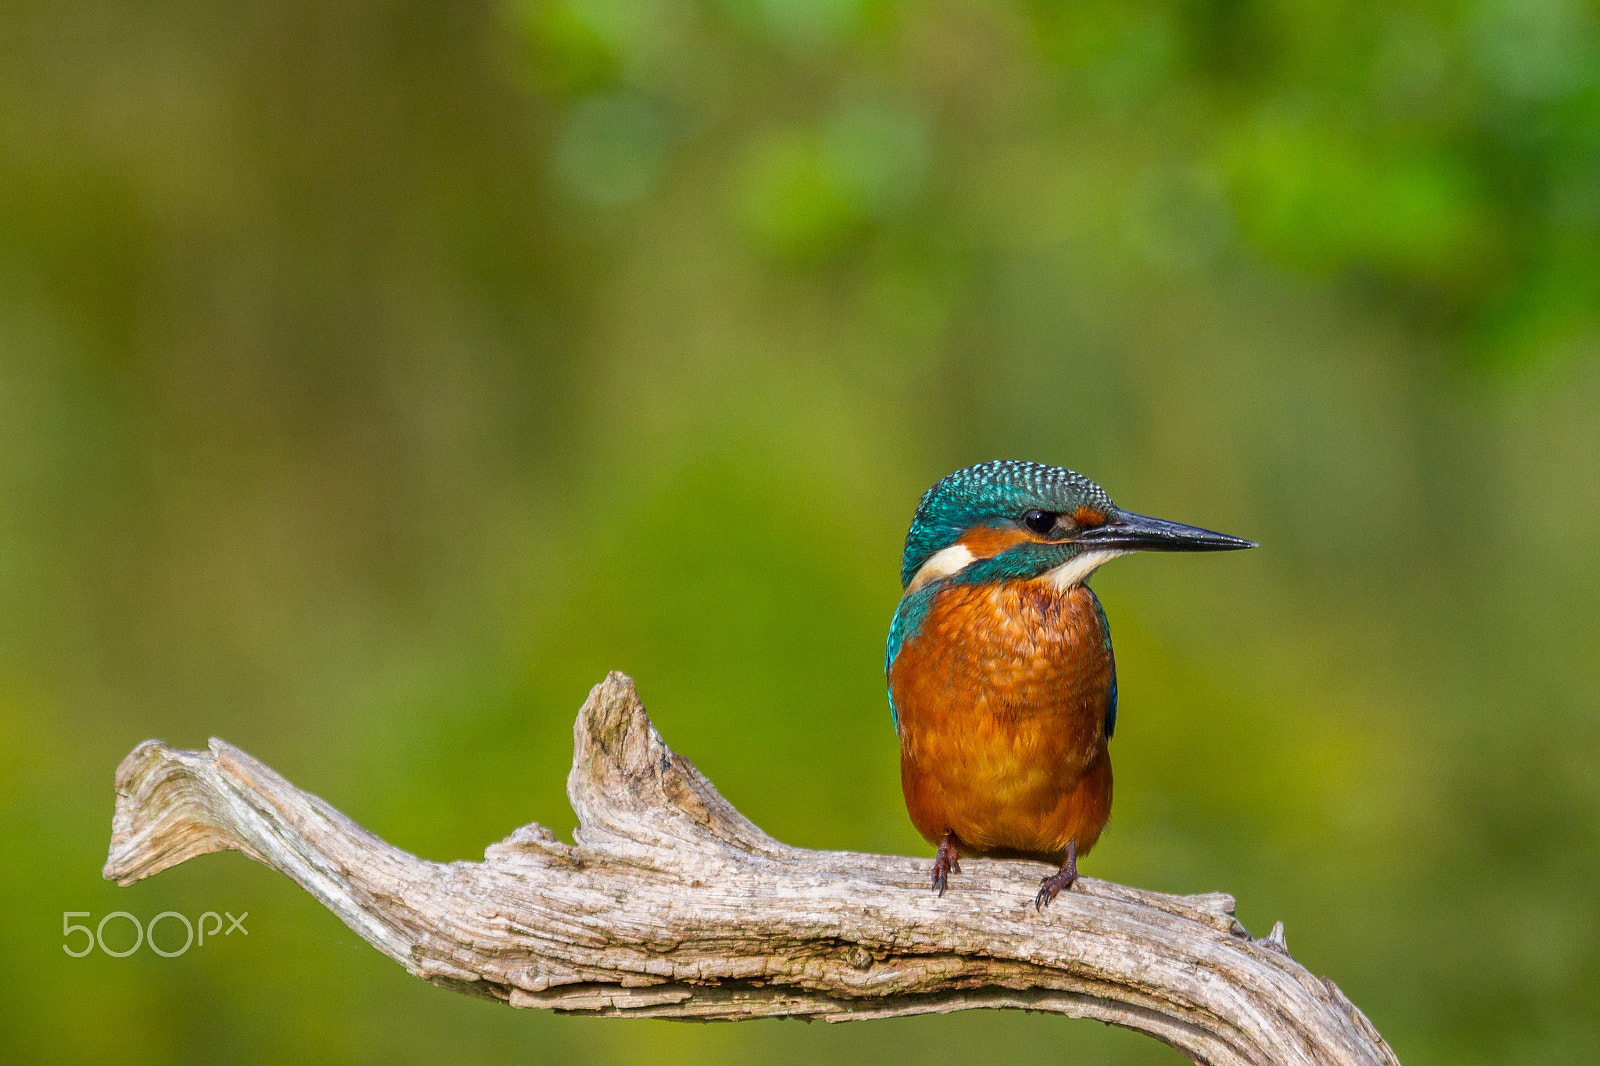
[906,543,1129,594]
[1042,548,1129,590]
[904,543,975,594]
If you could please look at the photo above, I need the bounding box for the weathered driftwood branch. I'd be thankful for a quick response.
[104,672,1397,1066]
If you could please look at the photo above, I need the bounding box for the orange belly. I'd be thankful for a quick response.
[890,579,1114,865]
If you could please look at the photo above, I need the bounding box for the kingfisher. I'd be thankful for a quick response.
[886,460,1254,909]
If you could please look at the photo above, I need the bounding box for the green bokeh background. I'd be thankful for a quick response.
[4,1,1599,1062]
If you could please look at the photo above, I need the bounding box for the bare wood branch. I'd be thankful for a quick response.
[104,672,1399,1066]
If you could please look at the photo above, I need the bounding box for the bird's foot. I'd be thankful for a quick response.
[931,832,961,896]
[1034,840,1079,911]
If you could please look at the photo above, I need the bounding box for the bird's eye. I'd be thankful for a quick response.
[1022,510,1056,535]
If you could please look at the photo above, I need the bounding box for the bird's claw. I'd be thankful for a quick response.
[931,833,961,897]
[1034,869,1077,911]
[1033,840,1079,911]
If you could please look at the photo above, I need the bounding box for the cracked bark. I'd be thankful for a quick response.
[103,672,1399,1066]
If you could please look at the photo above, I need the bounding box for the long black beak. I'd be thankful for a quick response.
[1074,510,1256,552]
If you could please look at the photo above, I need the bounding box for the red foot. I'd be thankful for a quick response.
[931,832,961,896]
[1034,840,1079,911]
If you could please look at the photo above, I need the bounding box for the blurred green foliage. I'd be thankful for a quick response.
[2,1,1598,1063]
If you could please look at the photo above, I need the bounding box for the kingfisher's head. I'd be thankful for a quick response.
[900,460,1254,594]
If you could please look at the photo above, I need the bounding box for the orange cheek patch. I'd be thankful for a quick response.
[1072,506,1106,527]
[959,526,1033,556]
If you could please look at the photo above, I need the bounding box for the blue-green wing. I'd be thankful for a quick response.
[1090,590,1118,739]
[884,585,937,734]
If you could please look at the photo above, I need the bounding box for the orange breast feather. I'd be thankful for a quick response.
[890,579,1114,864]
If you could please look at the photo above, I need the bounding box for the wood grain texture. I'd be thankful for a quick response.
[103,672,1399,1066]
